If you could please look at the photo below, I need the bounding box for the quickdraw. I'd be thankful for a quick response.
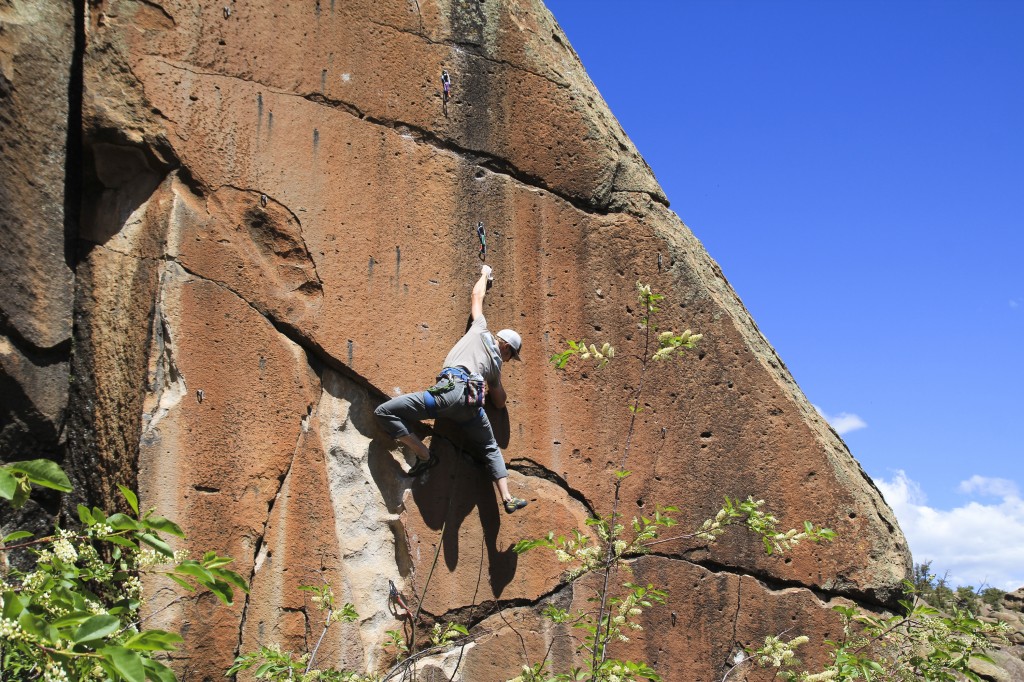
[388,579,411,619]
[476,221,487,261]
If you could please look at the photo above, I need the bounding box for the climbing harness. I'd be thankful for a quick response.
[423,367,486,418]
[476,221,487,261]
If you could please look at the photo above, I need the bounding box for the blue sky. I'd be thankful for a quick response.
[546,0,1024,590]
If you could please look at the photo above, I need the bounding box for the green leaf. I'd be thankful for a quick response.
[513,536,555,554]
[255,662,276,677]
[77,504,96,525]
[174,560,215,584]
[7,459,72,492]
[18,610,48,639]
[52,611,94,629]
[107,513,142,531]
[201,555,235,569]
[107,599,141,617]
[117,484,139,516]
[11,476,29,508]
[206,579,236,605]
[100,646,146,682]
[138,532,174,557]
[123,629,183,651]
[165,573,197,592]
[143,515,184,538]
[143,659,177,682]
[74,614,121,644]
[2,591,28,621]
[2,530,33,543]
[211,567,249,594]
[0,467,17,500]
[105,535,139,549]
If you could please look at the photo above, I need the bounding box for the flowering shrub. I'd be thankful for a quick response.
[1,461,244,681]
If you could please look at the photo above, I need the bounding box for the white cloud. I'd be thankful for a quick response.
[813,405,867,435]
[1010,299,1020,309]
[958,475,1020,498]
[876,470,1024,591]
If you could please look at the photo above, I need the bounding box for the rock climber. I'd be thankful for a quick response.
[373,264,528,514]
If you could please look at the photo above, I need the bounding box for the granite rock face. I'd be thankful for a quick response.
[1,0,913,679]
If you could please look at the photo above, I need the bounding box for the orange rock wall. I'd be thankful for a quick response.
[0,0,912,680]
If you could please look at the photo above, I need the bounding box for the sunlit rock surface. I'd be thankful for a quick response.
[1,0,912,679]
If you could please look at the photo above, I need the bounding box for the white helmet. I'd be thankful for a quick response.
[495,329,522,360]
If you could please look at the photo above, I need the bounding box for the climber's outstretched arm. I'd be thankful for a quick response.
[470,265,491,321]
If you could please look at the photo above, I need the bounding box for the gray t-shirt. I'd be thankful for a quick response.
[442,316,503,384]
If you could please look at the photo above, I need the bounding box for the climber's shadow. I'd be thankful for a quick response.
[486,403,510,449]
[410,417,517,598]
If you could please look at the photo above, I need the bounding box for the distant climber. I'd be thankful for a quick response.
[374,264,528,514]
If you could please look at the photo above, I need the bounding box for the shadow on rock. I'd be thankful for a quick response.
[409,421,519,598]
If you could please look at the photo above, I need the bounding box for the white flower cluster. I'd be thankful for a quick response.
[42,660,70,682]
[120,575,143,601]
[609,591,649,643]
[755,634,808,668]
[52,533,78,564]
[86,523,114,538]
[770,527,810,554]
[604,663,628,682]
[309,585,335,611]
[552,528,605,581]
[0,617,36,645]
[138,547,188,569]
[21,570,47,592]
[579,342,614,368]
[652,329,703,362]
[136,548,162,568]
[696,507,731,543]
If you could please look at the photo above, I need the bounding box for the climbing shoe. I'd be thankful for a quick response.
[406,453,438,477]
[503,497,528,514]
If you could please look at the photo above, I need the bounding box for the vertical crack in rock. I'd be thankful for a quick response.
[731,575,743,667]
[235,387,320,662]
[64,0,85,270]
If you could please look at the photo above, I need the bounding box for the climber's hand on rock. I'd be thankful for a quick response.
[481,264,493,281]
